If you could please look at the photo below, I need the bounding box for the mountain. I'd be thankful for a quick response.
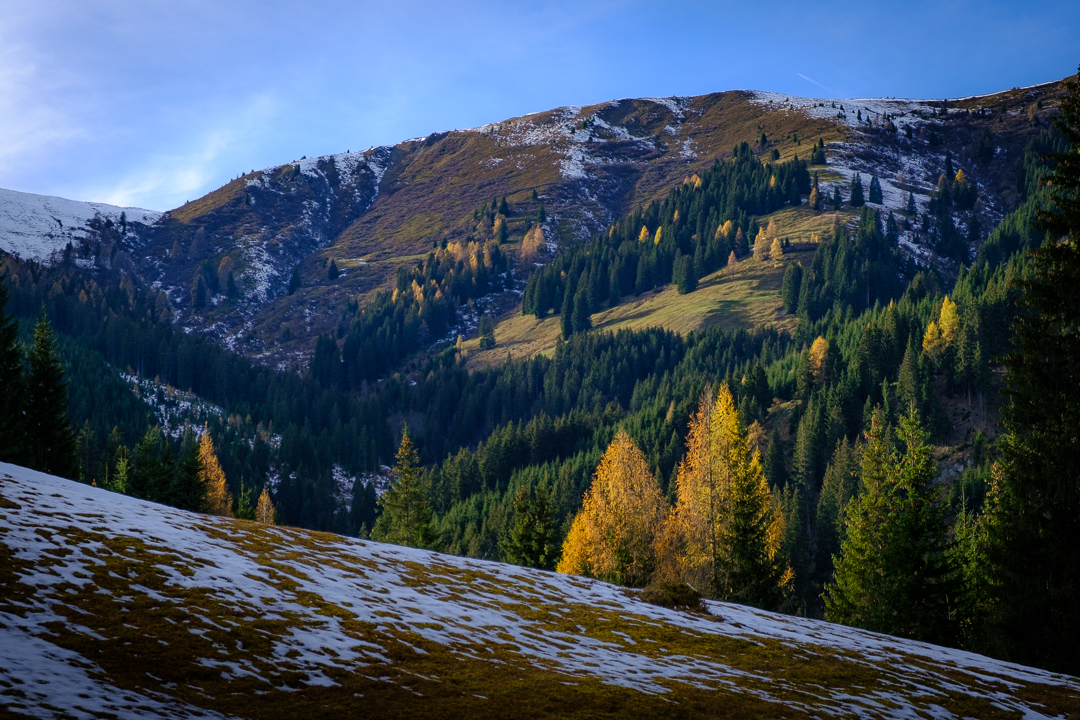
[1,79,1061,368]
[0,187,161,265]
[2,461,1078,719]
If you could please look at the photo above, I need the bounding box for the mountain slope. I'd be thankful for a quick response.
[2,462,1077,719]
[0,78,1067,369]
[0,188,161,264]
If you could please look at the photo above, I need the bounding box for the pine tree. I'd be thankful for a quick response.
[288,265,302,295]
[200,426,233,516]
[327,259,340,280]
[869,175,883,204]
[372,428,434,548]
[825,410,958,645]
[26,310,77,478]
[781,262,802,313]
[0,271,27,465]
[504,484,560,570]
[726,250,739,276]
[478,314,496,350]
[557,429,666,587]
[983,66,1080,675]
[172,427,204,512]
[849,173,866,207]
[907,191,916,215]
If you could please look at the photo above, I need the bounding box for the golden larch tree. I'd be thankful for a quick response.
[658,386,789,608]
[753,227,768,260]
[200,427,233,517]
[557,429,667,587]
[938,295,959,346]
[809,336,830,385]
[255,487,276,524]
[726,250,739,276]
[770,237,784,262]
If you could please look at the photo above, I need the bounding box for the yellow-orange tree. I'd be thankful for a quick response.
[660,385,789,609]
[557,429,666,587]
[200,427,233,517]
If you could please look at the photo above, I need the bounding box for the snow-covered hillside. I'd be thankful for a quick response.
[0,187,161,263]
[1,462,1077,719]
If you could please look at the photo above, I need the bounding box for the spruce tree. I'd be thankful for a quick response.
[25,309,77,479]
[984,66,1080,675]
[0,271,27,465]
[849,173,866,207]
[504,484,560,570]
[825,410,958,645]
[172,428,205,512]
[869,175,883,204]
[781,262,802,313]
[372,428,434,548]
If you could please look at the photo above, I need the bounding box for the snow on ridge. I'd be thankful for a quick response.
[640,96,691,118]
[747,90,941,130]
[0,187,162,263]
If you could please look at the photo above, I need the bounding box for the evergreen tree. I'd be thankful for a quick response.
[26,310,77,478]
[0,271,27,465]
[849,173,866,207]
[504,484,560,570]
[172,428,205,512]
[478,314,496,350]
[868,175,883,204]
[674,253,697,294]
[781,262,802,313]
[327,259,340,280]
[907,191,916,215]
[984,66,1080,675]
[235,482,256,520]
[288,265,302,295]
[825,410,958,645]
[571,283,592,335]
[372,428,434,548]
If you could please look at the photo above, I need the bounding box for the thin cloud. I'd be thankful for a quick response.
[86,94,280,210]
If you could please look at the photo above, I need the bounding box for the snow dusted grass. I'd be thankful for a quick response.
[0,187,161,263]
[2,463,1078,719]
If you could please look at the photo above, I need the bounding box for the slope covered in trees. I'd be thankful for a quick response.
[2,72,1078,680]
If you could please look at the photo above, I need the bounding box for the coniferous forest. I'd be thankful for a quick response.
[2,69,1079,681]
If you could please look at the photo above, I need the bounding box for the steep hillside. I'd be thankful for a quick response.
[0,79,1067,369]
[2,462,1078,719]
[0,188,160,264]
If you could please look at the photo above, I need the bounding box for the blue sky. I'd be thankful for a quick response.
[2,0,1077,211]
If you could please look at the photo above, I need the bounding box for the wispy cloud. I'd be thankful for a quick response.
[0,50,88,179]
[83,94,280,210]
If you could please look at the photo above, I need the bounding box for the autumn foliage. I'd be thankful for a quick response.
[658,386,789,606]
[559,387,791,610]
[556,429,666,587]
[200,427,233,517]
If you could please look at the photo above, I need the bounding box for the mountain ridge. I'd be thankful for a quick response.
[0,78,1068,369]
